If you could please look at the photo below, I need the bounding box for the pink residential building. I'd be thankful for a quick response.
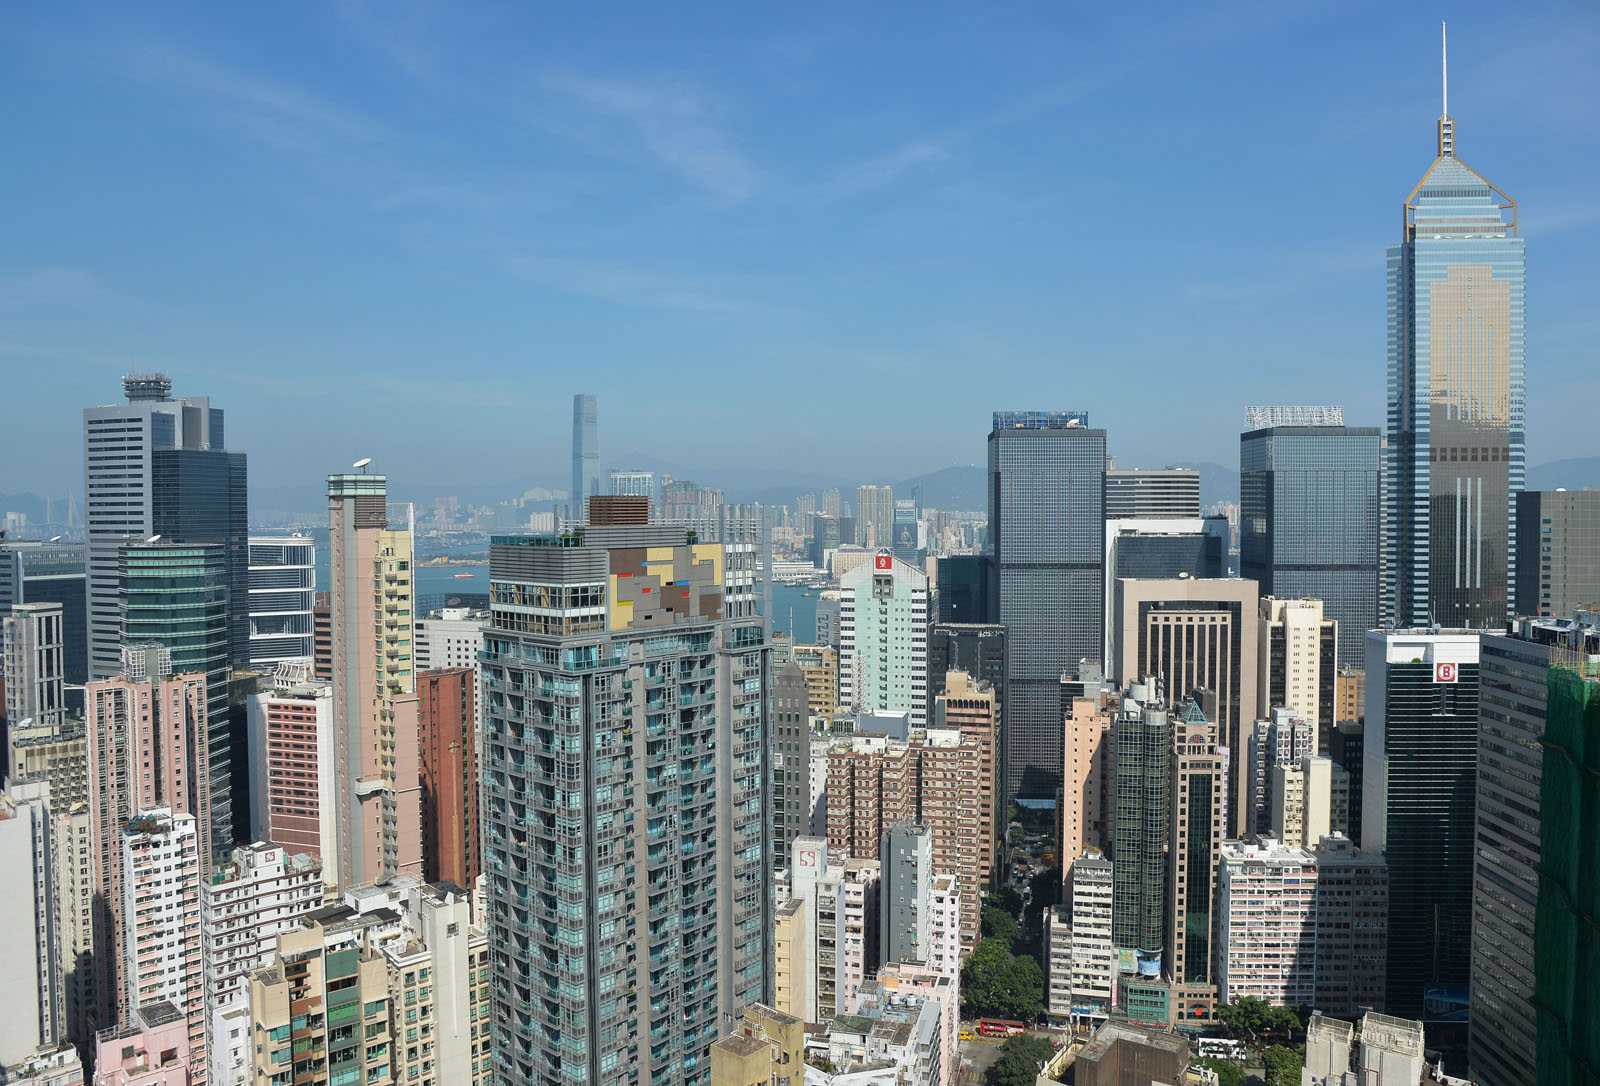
[120,811,203,1084]
[92,1000,191,1086]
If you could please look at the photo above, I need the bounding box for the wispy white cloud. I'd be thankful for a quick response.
[504,252,744,313]
[0,267,108,309]
[120,40,386,154]
[336,0,437,81]
[539,71,761,205]
[820,140,953,200]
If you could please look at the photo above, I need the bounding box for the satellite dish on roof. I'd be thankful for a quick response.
[354,457,373,472]
[146,534,162,544]
[49,535,62,542]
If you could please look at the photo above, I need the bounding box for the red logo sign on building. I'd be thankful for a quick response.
[875,554,892,570]
[1435,661,1459,683]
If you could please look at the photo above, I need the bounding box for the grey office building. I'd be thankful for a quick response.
[0,539,87,709]
[1104,468,1200,519]
[880,822,933,967]
[988,411,1106,803]
[482,518,770,1086]
[570,393,600,515]
[773,660,811,873]
[1240,409,1380,666]
[891,499,920,566]
[1514,490,1600,618]
[1471,615,1600,1086]
[934,555,990,624]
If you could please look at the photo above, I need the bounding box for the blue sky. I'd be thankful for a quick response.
[3,1,1596,501]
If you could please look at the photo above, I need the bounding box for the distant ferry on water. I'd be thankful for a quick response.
[452,572,476,579]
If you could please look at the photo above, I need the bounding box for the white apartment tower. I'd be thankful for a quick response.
[839,553,930,726]
[121,808,204,1081]
[201,842,324,1086]
[1216,838,1318,1007]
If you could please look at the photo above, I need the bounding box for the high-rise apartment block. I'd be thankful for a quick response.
[199,843,322,1086]
[1312,834,1388,1018]
[837,553,929,726]
[1386,94,1524,630]
[1215,838,1318,1008]
[480,519,770,1086]
[1258,597,1338,743]
[417,668,479,889]
[777,839,882,1025]
[328,473,423,889]
[1271,754,1333,849]
[246,910,394,1086]
[989,411,1106,803]
[1104,468,1200,519]
[1065,853,1115,1019]
[879,822,933,967]
[931,670,998,891]
[0,782,63,1067]
[1515,490,1600,618]
[245,664,335,880]
[4,601,66,780]
[1059,670,1113,881]
[119,809,203,1081]
[1240,408,1380,666]
[570,394,599,513]
[1363,628,1481,1017]
[1477,615,1600,1086]
[772,661,811,873]
[87,648,211,1028]
[1111,577,1260,835]
[789,643,838,720]
[245,537,316,669]
[1245,709,1314,837]
[709,1003,805,1086]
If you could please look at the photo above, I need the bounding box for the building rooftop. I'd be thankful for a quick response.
[711,1033,767,1059]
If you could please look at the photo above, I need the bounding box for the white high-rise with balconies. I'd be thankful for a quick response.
[839,554,930,727]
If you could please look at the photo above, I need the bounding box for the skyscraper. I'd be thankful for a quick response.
[891,499,920,566]
[856,485,893,550]
[119,808,204,1079]
[1514,489,1600,618]
[328,472,423,890]
[3,602,66,780]
[1472,614,1600,1086]
[1111,680,1170,968]
[1240,407,1380,666]
[417,667,479,888]
[1386,35,1525,630]
[570,393,599,515]
[120,542,233,857]
[1104,468,1200,519]
[1363,627,1480,1017]
[0,538,87,711]
[481,516,770,1086]
[245,536,316,668]
[988,411,1106,802]
[1166,698,1224,1022]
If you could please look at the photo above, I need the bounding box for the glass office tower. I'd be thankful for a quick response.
[988,411,1106,803]
[1386,101,1524,630]
[120,541,232,862]
[1240,409,1380,665]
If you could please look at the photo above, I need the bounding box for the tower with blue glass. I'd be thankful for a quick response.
[1386,25,1524,630]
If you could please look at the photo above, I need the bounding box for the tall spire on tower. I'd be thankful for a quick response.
[1438,21,1454,156]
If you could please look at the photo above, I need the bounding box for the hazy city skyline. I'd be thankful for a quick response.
[3,3,1597,500]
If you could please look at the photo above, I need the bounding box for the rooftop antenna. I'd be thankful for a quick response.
[1437,21,1454,157]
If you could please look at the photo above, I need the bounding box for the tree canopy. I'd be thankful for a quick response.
[1216,998,1303,1042]
[1194,1057,1246,1086]
[1261,1045,1304,1086]
[987,1034,1057,1086]
[959,938,1044,1022]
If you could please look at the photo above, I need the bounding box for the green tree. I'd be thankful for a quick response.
[1194,1058,1245,1086]
[987,1035,1056,1086]
[982,902,1022,948]
[1261,1045,1303,1086]
[1002,954,1045,1022]
[990,886,1024,916]
[959,938,1011,1018]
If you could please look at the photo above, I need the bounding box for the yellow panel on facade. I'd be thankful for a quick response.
[609,575,635,631]
[691,544,724,586]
